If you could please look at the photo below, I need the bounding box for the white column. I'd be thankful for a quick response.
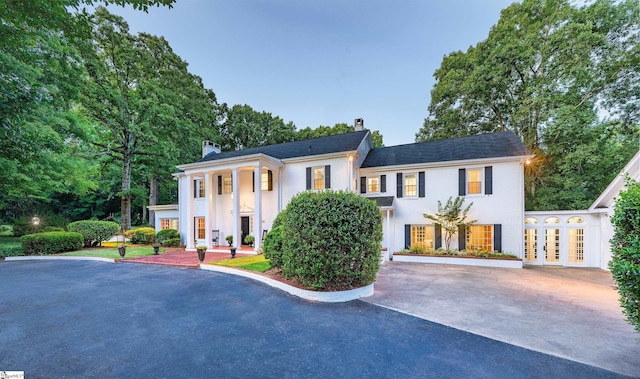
[385,210,391,261]
[254,164,262,252]
[232,167,240,248]
[186,174,195,251]
[205,171,213,251]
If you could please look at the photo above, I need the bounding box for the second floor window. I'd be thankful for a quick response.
[404,174,417,197]
[313,167,325,190]
[223,176,232,194]
[367,177,380,193]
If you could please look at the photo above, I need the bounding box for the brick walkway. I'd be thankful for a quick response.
[120,248,253,268]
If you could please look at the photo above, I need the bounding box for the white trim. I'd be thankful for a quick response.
[147,204,178,211]
[199,264,374,302]
[589,150,640,211]
[281,151,358,164]
[360,155,532,174]
[393,255,522,268]
[177,154,283,173]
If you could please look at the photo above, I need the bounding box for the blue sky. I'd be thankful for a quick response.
[107,0,515,146]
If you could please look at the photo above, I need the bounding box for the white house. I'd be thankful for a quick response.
[151,123,533,263]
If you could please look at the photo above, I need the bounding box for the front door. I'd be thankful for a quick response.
[241,216,250,245]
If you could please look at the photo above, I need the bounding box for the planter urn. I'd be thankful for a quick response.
[230,247,237,258]
[118,246,126,258]
[153,246,160,255]
[197,248,206,262]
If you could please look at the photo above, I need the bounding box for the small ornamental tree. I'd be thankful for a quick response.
[67,220,120,247]
[423,196,477,250]
[609,178,640,333]
[277,190,382,290]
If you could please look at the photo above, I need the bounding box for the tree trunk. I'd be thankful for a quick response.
[121,150,132,231]
[148,176,158,227]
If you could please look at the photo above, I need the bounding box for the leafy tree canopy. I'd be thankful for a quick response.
[296,123,385,147]
[218,104,296,151]
[416,0,640,210]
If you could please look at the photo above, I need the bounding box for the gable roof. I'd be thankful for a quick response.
[589,149,640,211]
[196,130,369,163]
[360,131,530,168]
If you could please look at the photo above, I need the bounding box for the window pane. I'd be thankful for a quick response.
[261,172,269,191]
[196,217,205,239]
[411,225,435,250]
[313,167,325,190]
[568,228,584,263]
[367,177,380,192]
[160,219,170,230]
[404,174,417,197]
[467,169,482,194]
[545,228,560,262]
[198,180,205,198]
[524,229,537,261]
[466,225,493,251]
[223,177,232,194]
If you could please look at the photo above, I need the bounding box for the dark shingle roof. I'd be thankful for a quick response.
[368,196,394,207]
[197,130,369,163]
[361,131,529,168]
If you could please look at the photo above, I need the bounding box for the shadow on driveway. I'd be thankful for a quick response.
[0,260,629,378]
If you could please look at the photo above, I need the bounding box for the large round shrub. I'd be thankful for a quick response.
[21,232,83,255]
[279,190,382,290]
[156,228,179,245]
[262,226,284,267]
[609,178,640,333]
[67,220,121,247]
[124,227,156,244]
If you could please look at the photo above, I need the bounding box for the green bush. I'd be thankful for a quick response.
[0,225,13,237]
[0,245,24,258]
[124,227,156,244]
[163,238,181,247]
[67,220,121,247]
[262,226,284,267]
[278,190,382,290]
[271,208,288,229]
[21,232,83,255]
[609,178,640,333]
[13,215,69,237]
[40,226,65,233]
[156,228,179,244]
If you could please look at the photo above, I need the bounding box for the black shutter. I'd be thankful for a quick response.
[193,180,197,198]
[325,165,331,189]
[267,170,273,191]
[252,171,255,193]
[485,166,493,195]
[404,224,411,249]
[217,176,222,195]
[306,167,311,190]
[418,171,425,198]
[435,224,442,249]
[458,225,466,250]
[494,224,502,252]
[360,176,367,194]
[381,175,386,193]
[459,169,466,196]
[396,173,403,198]
[230,173,233,191]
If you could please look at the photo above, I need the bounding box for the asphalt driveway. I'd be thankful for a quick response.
[0,260,626,378]
[363,263,640,377]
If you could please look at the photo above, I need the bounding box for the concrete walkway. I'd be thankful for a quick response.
[363,263,640,377]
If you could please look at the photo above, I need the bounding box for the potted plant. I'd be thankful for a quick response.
[225,235,233,247]
[229,246,237,258]
[196,245,207,262]
[152,243,161,255]
[118,243,127,258]
[244,235,255,247]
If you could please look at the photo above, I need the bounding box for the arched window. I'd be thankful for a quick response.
[525,217,538,224]
[568,216,584,224]
[544,217,560,224]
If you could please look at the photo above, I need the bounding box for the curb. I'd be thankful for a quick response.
[4,256,116,263]
[200,264,374,303]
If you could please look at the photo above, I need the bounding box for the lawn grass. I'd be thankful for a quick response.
[60,245,158,259]
[211,254,271,273]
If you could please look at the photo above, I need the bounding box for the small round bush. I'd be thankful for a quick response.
[279,190,382,290]
[124,227,156,244]
[609,178,640,333]
[21,232,83,255]
[271,208,288,229]
[156,229,179,244]
[0,224,14,237]
[262,226,284,267]
[163,238,181,247]
[67,220,121,247]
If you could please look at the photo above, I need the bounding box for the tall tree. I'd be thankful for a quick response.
[296,123,385,147]
[417,0,640,210]
[218,104,296,151]
[79,7,219,229]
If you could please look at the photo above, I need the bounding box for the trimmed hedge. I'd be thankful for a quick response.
[124,227,156,244]
[21,232,83,255]
[262,226,284,267]
[13,215,69,237]
[67,220,121,247]
[276,190,382,291]
[163,238,181,247]
[156,228,179,244]
[609,178,640,333]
